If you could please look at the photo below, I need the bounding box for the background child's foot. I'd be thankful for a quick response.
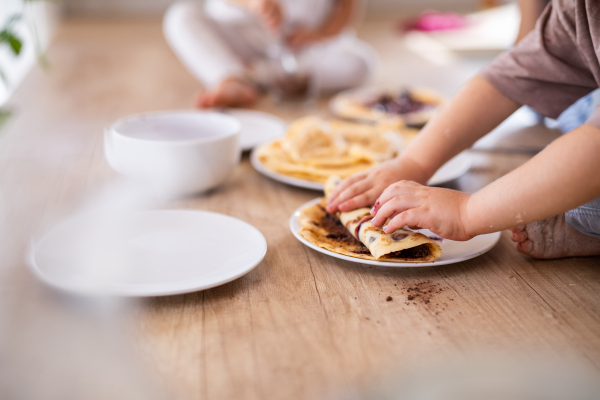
[195,78,258,109]
[510,214,600,259]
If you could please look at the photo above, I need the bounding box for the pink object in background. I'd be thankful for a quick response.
[404,11,469,32]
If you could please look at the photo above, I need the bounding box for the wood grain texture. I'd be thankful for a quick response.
[1,17,599,400]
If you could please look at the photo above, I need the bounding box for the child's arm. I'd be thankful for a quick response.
[326,76,521,213]
[287,0,356,48]
[370,122,600,240]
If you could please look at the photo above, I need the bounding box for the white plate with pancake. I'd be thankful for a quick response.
[290,198,500,267]
[251,142,472,190]
[29,210,267,296]
[330,86,446,126]
[222,109,286,151]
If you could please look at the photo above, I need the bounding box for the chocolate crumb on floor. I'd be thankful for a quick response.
[403,280,444,305]
[386,296,393,301]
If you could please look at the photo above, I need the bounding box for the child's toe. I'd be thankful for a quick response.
[511,230,528,243]
[516,239,533,254]
[510,225,525,233]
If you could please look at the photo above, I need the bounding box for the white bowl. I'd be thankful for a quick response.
[105,110,241,197]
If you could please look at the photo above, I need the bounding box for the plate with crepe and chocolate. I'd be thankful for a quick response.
[330,86,446,127]
[290,177,500,266]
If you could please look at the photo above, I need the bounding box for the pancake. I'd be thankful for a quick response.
[331,87,445,127]
[255,116,417,183]
[298,176,442,263]
[299,200,441,263]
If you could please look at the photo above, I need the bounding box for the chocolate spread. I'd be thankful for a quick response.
[366,90,431,115]
[385,244,430,259]
[317,206,371,254]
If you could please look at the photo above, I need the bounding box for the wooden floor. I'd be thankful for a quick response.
[1,17,599,400]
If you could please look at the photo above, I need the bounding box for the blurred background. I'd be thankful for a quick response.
[1,0,510,106]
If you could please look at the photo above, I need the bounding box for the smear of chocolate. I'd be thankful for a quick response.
[385,244,430,259]
[365,90,433,115]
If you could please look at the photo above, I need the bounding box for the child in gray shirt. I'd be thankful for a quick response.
[326,0,600,259]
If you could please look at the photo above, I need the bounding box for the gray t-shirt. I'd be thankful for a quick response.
[480,0,600,128]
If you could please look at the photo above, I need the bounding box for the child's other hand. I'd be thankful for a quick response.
[326,159,424,214]
[287,28,320,49]
[251,0,283,32]
[370,181,473,241]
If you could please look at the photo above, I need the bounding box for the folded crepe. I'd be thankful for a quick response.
[255,116,417,183]
[299,176,442,263]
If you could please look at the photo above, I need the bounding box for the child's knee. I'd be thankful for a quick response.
[163,1,205,40]
[317,51,373,92]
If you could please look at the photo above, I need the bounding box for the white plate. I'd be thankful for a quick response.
[29,210,267,296]
[223,109,286,151]
[251,139,471,190]
[329,86,446,125]
[290,198,500,267]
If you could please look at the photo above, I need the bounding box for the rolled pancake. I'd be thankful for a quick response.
[298,176,442,263]
[299,201,438,262]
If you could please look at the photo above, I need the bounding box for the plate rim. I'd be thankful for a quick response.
[250,139,324,190]
[251,137,472,190]
[28,209,267,297]
[223,109,287,151]
[289,197,500,267]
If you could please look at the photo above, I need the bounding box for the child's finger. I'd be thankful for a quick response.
[371,195,419,227]
[376,182,419,209]
[383,209,422,234]
[327,173,366,204]
[338,189,378,212]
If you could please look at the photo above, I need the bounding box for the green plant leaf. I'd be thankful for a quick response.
[0,29,23,55]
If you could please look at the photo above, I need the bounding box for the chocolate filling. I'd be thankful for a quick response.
[383,244,431,259]
[318,206,371,254]
[365,90,432,115]
[316,205,430,259]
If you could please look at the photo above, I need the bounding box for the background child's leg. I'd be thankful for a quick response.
[302,34,377,93]
[163,1,248,88]
[565,198,600,239]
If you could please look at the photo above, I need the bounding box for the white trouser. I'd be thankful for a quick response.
[163,1,377,93]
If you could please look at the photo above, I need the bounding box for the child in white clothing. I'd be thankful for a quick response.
[163,0,376,108]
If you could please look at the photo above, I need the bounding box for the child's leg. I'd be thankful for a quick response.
[510,190,600,260]
[302,35,376,93]
[163,1,259,107]
[510,210,600,259]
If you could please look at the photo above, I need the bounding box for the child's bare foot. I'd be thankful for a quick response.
[510,214,600,259]
[195,78,258,109]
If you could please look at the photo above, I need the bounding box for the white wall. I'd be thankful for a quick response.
[0,1,60,105]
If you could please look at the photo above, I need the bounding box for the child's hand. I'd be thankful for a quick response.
[326,158,427,213]
[370,181,473,241]
[287,28,321,49]
[251,0,283,32]
[326,161,405,213]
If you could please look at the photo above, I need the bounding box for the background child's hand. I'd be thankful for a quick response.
[286,28,321,49]
[251,0,283,32]
[370,181,473,241]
